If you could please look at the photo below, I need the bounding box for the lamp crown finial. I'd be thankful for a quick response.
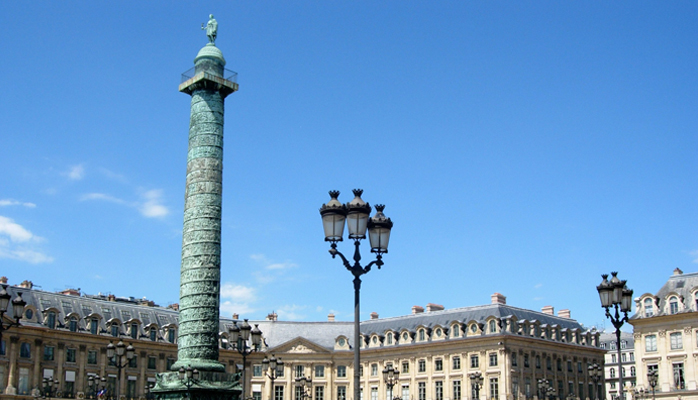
[352,188,364,197]
[328,190,340,199]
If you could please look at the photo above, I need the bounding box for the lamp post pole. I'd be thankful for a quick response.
[0,285,26,342]
[588,363,602,400]
[469,372,483,400]
[262,355,284,400]
[646,370,657,400]
[596,273,633,400]
[383,365,400,400]
[320,189,394,400]
[106,341,135,400]
[229,319,263,400]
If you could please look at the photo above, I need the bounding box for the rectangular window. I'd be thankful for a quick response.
[371,387,378,400]
[296,365,305,378]
[435,381,443,400]
[489,353,497,367]
[277,365,285,377]
[524,354,529,368]
[645,335,657,352]
[90,320,98,335]
[296,386,304,400]
[567,361,572,372]
[44,346,55,361]
[471,355,479,368]
[418,382,426,400]
[19,343,31,358]
[168,328,175,343]
[128,355,137,368]
[69,318,78,332]
[418,360,426,373]
[453,356,461,370]
[275,386,285,400]
[131,323,138,339]
[511,352,517,367]
[337,386,346,400]
[337,366,346,378]
[253,364,262,377]
[150,328,157,341]
[316,386,325,400]
[453,381,461,400]
[630,352,634,361]
[673,363,685,389]
[670,332,683,350]
[18,367,30,395]
[66,348,77,363]
[402,385,410,400]
[489,378,499,399]
[612,354,616,363]
[371,364,378,376]
[525,379,531,397]
[111,325,119,337]
[435,359,443,371]
[315,365,325,378]
[148,356,157,369]
[253,392,262,400]
[88,350,98,365]
[402,362,409,374]
[0,340,5,356]
[512,380,519,400]
[167,358,175,370]
[127,379,136,399]
[578,362,583,373]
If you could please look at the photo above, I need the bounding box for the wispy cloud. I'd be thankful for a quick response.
[220,283,257,317]
[138,189,169,218]
[65,164,85,180]
[250,253,297,270]
[690,250,698,263]
[534,283,543,289]
[0,216,53,264]
[276,304,307,321]
[0,199,36,208]
[533,297,543,301]
[99,168,128,183]
[80,189,169,219]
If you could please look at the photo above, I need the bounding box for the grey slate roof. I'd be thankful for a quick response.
[631,270,698,319]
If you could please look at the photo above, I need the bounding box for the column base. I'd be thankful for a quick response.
[151,371,241,400]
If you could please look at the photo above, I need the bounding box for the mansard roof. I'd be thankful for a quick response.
[631,270,698,319]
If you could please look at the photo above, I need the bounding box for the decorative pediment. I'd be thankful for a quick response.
[267,336,331,355]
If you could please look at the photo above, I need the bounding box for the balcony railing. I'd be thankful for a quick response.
[181,67,238,84]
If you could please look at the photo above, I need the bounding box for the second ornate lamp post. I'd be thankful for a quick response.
[229,319,263,400]
[597,272,633,400]
[537,379,555,400]
[588,363,602,400]
[320,189,394,400]
[86,374,105,399]
[0,284,26,342]
[43,377,60,399]
[106,340,135,400]
[647,370,657,400]
[469,372,483,400]
[295,376,312,400]
[383,365,400,400]
[262,355,284,400]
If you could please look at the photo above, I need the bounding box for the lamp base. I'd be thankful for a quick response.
[151,371,241,400]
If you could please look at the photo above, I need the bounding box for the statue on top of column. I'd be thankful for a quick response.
[202,14,218,44]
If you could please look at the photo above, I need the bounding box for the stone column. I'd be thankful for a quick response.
[4,336,18,394]
[33,339,43,390]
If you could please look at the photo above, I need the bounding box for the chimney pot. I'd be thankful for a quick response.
[426,303,444,312]
[0,277,7,285]
[674,268,684,275]
[542,306,554,315]
[412,305,424,314]
[491,293,507,305]
[328,313,335,322]
[370,312,379,320]
[558,309,571,319]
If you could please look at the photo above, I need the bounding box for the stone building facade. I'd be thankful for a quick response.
[1,282,605,400]
[629,268,698,400]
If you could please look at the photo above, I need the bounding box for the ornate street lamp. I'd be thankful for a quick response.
[320,189,394,400]
[0,284,26,342]
[597,272,633,400]
[588,363,602,400]
[178,365,201,392]
[145,383,155,400]
[262,355,284,400]
[229,319,263,400]
[469,371,484,400]
[43,377,60,399]
[647,370,657,400]
[295,375,313,400]
[383,365,401,400]
[106,341,135,400]
[86,374,105,399]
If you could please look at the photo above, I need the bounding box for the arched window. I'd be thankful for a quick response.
[419,329,425,341]
[90,319,99,335]
[669,296,679,314]
[130,323,139,339]
[111,324,120,337]
[452,324,460,338]
[69,317,78,332]
[387,332,393,345]
[168,328,176,343]
[489,320,496,333]
[644,298,654,317]
[631,367,636,377]
[150,327,158,341]
[47,311,57,329]
[610,368,616,378]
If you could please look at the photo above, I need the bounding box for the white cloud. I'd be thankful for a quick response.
[533,297,543,301]
[66,164,85,180]
[80,193,126,204]
[690,250,698,263]
[0,216,34,242]
[0,216,52,264]
[99,168,128,183]
[534,283,543,289]
[139,189,169,218]
[220,283,257,317]
[250,253,297,270]
[0,199,36,208]
[276,304,307,321]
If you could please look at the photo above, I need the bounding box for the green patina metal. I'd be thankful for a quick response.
[152,18,240,400]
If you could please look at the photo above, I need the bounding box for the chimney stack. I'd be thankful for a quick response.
[328,313,335,322]
[491,293,507,305]
[370,312,379,320]
[412,305,424,314]
[558,309,571,319]
[266,312,278,321]
[0,277,7,285]
[60,288,80,296]
[108,294,116,302]
[542,306,554,315]
[426,303,444,312]
[674,268,684,275]
[19,280,33,289]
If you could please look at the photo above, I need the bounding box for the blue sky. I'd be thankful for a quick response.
[1,2,696,330]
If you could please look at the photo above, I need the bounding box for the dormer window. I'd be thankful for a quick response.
[68,317,78,332]
[669,296,679,314]
[452,324,460,338]
[149,328,157,341]
[130,323,138,339]
[168,328,176,343]
[47,311,56,329]
[489,320,496,334]
[418,329,425,341]
[386,332,393,345]
[90,319,98,335]
[644,298,654,316]
[111,324,120,337]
